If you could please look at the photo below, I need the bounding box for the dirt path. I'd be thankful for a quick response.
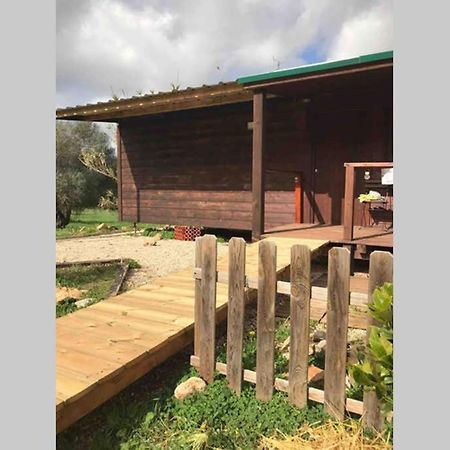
[56,234,227,290]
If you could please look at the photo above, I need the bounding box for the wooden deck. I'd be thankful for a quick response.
[263,223,393,248]
[56,236,329,433]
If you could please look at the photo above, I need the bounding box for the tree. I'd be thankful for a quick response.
[56,121,116,227]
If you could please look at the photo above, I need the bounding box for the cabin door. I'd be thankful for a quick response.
[311,109,360,225]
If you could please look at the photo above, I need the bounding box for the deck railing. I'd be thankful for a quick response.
[343,162,393,241]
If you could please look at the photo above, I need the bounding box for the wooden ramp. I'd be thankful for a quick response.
[56,236,329,433]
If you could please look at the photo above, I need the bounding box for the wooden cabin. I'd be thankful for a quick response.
[56,51,393,254]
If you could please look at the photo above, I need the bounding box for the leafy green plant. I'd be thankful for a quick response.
[142,227,174,239]
[56,298,78,318]
[348,282,393,415]
[127,259,141,269]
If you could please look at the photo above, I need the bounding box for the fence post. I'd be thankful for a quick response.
[226,238,246,395]
[194,236,204,357]
[199,234,217,384]
[324,247,350,420]
[256,240,277,401]
[288,245,311,408]
[363,251,393,431]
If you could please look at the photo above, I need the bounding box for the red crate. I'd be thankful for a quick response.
[174,226,202,241]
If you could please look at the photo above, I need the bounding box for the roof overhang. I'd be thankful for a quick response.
[56,82,253,122]
[237,51,393,86]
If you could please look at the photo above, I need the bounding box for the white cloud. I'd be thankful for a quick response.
[56,0,393,108]
[327,0,393,60]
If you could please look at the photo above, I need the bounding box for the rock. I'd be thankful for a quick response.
[315,339,326,354]
[348,328,366,343]
[96,223,107,231]
[174,377,206,401]
[308,365,324,384]
[55,287,87,304]
[144,233,162,246]
[312,330,326,342]
[75,298,94,308]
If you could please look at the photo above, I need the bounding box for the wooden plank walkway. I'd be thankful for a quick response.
[263,224,393,248]
[56,236,328,433]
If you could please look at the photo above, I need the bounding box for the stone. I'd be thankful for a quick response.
[308,365,324,385]
[315,339,326,354]
[55,287,86,304]
[347,328,367,343]
[75,298,94,308]
[174,377,206,401]
[312,330,326,342]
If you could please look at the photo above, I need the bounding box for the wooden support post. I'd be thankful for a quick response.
[194,236,204,356]
[324,247,350,420]
[199,235,217,384]
[288,245,311,407]
[116,124,123,221]
[294,176,302,224]
[343,164,356,241]
[363,251,393,432]
[226,238,246,395]
[256,240,276,401]
[252,91,266,241]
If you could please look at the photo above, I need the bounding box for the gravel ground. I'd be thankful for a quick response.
[56,234,228,290]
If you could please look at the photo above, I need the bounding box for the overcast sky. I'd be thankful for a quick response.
[56,0,393,108]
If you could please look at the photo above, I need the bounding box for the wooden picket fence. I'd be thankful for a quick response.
[191,235,393,429]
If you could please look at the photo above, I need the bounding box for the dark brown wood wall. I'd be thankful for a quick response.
[119,84,392,231]
[119,99,309,230]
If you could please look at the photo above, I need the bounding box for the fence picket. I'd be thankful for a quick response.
[288,245,311,408]
[226,238,246,395]
[363,251,393,431]
[256,240,277,401]
[194,236,204,356]
[199,234,217,384]
[324,247,350,420]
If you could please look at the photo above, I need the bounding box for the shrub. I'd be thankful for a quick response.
[348,282,393,416]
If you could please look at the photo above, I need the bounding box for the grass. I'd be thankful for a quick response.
[56,208,249,242]
[56,208,162,239]
[57,361,330,450]
[56,262,123,317]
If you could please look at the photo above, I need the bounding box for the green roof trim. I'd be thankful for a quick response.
[236,50,393,85]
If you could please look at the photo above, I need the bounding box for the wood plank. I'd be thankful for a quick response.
[363,251,393,432]
[252,91,265,241]
[343,165,356,241]
[117,124,123,220]
[194,237,203,356]
[324,247,350,420]
[344,162,393,168]
[226,238,246,395]
[57,327,194,433]
[256,240,276,401]
[288,245,311,407]
[199,235,217,383]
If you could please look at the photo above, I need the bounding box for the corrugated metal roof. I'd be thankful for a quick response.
[56,81,252,121]
[237,50,393,85]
